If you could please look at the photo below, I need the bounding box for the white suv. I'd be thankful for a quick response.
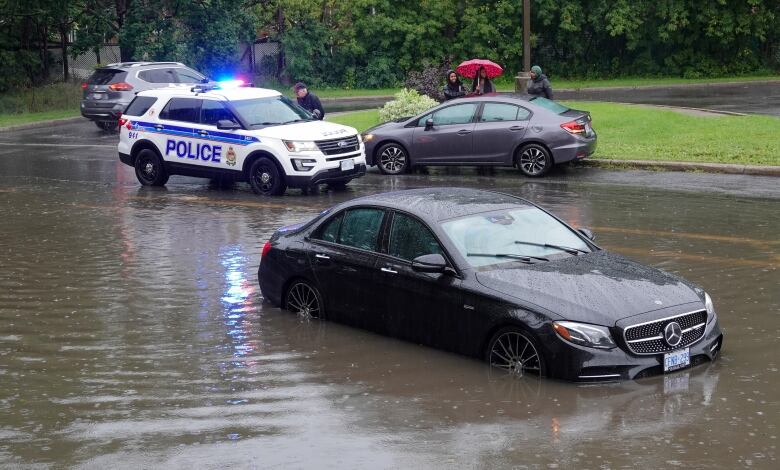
[117,84,366,195]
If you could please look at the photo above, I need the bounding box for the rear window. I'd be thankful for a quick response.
[124,96,158,116]
[138,68,177,84]
[87,69,127,85]
[529,97,569,114]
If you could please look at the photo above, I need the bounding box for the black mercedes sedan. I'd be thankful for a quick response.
[258,188,723,382]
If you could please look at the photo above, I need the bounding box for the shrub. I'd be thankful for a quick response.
[378,88,438,122]
[404,60,451,101]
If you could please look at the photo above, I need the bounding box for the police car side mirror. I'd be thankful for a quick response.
[311,109,322,120]
[216,120,241,130]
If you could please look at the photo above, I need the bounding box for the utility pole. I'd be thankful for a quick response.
[515,0,531,93]
[523,0,530,72]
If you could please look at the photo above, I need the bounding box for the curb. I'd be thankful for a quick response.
[582,159,780,177]
[555,79,780,93]
[0,117,83,132]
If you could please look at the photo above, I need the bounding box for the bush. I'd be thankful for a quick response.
[404,60,451,101]
[378,89,438,122]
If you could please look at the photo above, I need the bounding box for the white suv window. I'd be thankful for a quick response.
[159,98,201,123]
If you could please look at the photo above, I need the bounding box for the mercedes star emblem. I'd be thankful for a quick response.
[664,321,683,347]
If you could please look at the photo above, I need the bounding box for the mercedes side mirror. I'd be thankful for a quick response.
[216,120,241,130]
[411,253,451,274]
[578,228,595,240]
[424,118,434,130]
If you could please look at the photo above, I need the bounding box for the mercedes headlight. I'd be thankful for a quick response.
[283,140,318,152]
[361,133,374,142]
[705,292,717,324]
[553,321,616,349]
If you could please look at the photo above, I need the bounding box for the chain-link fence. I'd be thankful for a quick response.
[48,44,122,81]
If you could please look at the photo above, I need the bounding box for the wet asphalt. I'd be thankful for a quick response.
[0,121,778,468]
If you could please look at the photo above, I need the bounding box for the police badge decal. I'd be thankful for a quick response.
[226,147,237,166]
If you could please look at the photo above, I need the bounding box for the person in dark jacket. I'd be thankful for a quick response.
[443,70,466,101]
[471,67,495,95]
[527,65,553,99]
[294,82,325,119]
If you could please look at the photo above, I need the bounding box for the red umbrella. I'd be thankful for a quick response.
[456,59,503,79]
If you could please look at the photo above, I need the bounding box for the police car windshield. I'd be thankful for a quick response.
[231,96,313,127]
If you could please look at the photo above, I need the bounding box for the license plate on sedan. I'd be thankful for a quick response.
[91,93,104,100]
[340,159,354,171]
[663,348,690,372]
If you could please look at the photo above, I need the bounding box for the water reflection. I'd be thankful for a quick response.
[219,246,258,370]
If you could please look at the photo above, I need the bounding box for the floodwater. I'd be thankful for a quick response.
[0,122,779,469]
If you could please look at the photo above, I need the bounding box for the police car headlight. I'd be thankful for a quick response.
[284,140,318,152]
[292,158,317,171]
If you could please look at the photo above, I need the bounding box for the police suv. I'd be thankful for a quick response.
[117,83,366,195]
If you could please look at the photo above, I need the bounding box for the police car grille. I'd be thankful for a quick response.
[623,310,707,355]
[316,135,359,155]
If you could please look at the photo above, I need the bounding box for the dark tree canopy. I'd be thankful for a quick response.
[1,0,778,91]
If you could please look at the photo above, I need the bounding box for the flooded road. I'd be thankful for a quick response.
[1,122,778,468]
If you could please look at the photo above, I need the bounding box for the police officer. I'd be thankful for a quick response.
[294,82,325,120]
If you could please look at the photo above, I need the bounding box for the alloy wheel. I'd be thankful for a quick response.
[489,330,542,377]
[379,146,407,174]
[253,164,275,193]
[286,282,321,319]
[519,147,548,176]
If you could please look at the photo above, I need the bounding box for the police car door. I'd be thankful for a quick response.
[195,98,244,171]
[156,97,202,167]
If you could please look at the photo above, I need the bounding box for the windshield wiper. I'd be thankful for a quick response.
[466,253,549,263]
[280,118,309,124]
[514,240,588,255]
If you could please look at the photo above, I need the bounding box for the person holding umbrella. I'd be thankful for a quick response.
[471,67,495,95]
[456,59,502,95]
[527,65,553,99]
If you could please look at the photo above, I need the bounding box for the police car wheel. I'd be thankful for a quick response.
[249,157,286,196]
[377,143,409,175]
[134,149,169,186]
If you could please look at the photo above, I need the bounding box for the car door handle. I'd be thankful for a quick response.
[197,130,209,136]
[315,254,330,260]
[509,126,525,131]
[457,130,472,135]
[154,124,164,130]
[381,267,398,274]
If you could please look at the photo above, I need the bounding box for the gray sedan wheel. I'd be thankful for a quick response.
[517,144,552,177]
[377,143,409,175]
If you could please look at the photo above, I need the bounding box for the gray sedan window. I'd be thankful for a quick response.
[419,103,477,126]
[388,213,443,261]
[480,103,531,122]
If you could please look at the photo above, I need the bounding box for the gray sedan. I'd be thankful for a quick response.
[362,94,597,177]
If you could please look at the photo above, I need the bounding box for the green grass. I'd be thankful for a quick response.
[0,109,80,128]
[0,82,82,114]
[521,75,779,91]
[271,74,779,97]
[328,103,780,166]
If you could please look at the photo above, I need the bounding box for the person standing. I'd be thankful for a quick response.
[471,67,495,95]
[294,82,325,119]
[527,65,553,99]
[443,70,467,100]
